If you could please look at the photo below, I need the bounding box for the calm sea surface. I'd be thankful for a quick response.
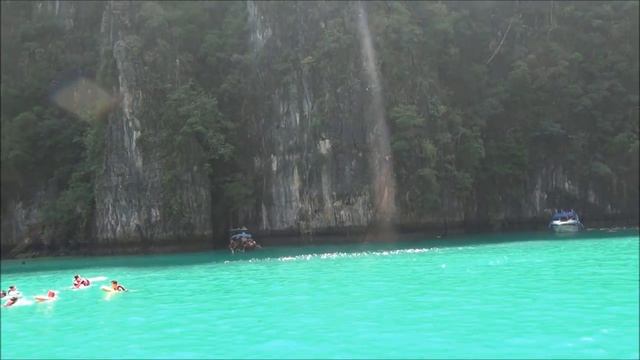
[1,229,638,359]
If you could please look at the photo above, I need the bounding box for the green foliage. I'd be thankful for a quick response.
[390,104,441,212]
[375,0,638,218]
[156,80,237,221]
[160,81,234,167]
[1,0,638,242]
[1,1,102,242]
[42,172,94,243]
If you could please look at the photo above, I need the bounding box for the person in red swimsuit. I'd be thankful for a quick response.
[110,280,127,292]
[73,275,91,288]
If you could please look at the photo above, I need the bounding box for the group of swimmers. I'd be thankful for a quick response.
[72,275,126,291]
[1,275,127,307]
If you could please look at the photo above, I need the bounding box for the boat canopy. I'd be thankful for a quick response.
[551,210,578,220]
[230,227,252,238]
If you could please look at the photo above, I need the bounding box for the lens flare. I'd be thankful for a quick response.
[50,77,115,121]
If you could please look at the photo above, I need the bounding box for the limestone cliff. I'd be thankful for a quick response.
[245,2,376,236]
[94,1,212,246]
[1,1,637,258]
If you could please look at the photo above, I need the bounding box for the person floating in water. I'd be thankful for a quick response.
[73,275,91,288]
[4,297,19,307]
[7,285,22,298]
[110,280,127,292]
[4,286,22,307]
[35,290,57,302]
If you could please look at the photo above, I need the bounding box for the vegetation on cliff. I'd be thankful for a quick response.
[1,1,637,249]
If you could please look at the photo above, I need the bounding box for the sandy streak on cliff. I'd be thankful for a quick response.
[355,2,398,230]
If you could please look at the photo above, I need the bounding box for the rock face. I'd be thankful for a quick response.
[0,191,52,255]
[246,2,377,236]
[1,1,636,257]
[94,1,212,246]
[242,2,635,234]
[34,0,75,29]
[250,79,377,235]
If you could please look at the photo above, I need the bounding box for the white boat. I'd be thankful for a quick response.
[548,210,584,232]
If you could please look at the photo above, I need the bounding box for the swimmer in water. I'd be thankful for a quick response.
[110,280,127,292]
[4,297,19,307]
[7,285,22,298]
[73,275,91,288]
[35,290,57,302]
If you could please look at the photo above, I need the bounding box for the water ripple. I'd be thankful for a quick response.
[1,232,638,359]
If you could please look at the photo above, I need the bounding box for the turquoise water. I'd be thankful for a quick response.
[1,230,638,359]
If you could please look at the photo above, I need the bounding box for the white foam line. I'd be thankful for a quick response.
[270,248,436,263]
[222,247,448,265]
